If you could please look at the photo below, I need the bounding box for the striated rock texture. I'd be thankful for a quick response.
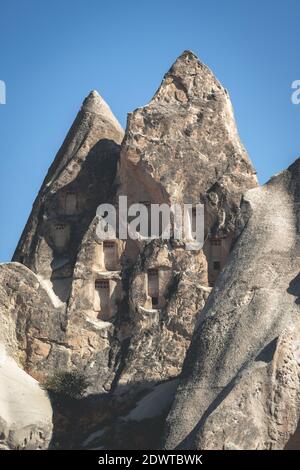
[164,158,300,450]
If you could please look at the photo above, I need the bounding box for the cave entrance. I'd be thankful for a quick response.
[65,192,77,215]
[94,279,111,320]
[147,269,159,308]
[53,223,69,250]
[103,241,118,271]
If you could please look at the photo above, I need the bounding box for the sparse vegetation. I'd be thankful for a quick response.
[44,370,90,399]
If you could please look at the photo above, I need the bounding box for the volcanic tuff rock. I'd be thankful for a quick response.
[11,91,124,389]
[119,50,257,228]
[112,49,258,387]
[10,51,257,398]
[13,90,124,282]
[164,158,300,450]
[0,262,68,370]
[0,269,53,451]
[3,50,261,448]
[0,346,53,450]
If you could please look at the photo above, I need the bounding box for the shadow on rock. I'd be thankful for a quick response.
[287,273,300,304]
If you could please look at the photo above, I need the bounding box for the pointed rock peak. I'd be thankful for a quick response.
[170,49,213,74]
[168,50,219,86]
[82,89,107,113]
[150,50,223,106]
[175,49,200,63]
[288,155,300,173]
[81,89,124,134]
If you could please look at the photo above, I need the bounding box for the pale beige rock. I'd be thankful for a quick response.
[2,51,263,448]
[164,158,300,450]
[0,345,52,450]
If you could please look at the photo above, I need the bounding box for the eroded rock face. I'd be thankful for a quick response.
[0,262,66,376]
[164,158,300,450]
[13,90,124,296]
[120,51,256,205]
[0,345,52,450]
[119,50,257,283]
[9,51,257,397]
[3,51,260,448]
[10,92,125,391]
[113,50,257,387]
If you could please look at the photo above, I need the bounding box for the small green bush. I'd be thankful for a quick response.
[44,370,90,399]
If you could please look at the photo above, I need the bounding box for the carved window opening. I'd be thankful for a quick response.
[103,241,118,271]
[53,223,69,250]
[104,242,115,248]
[211,239,221,246]
[55,224,66,231]
[148,269,159,308]
[95,279,109,289]
[213,261,221,271]
[94,279,110,319]
[192,207,197,234]
[65,191,77,215]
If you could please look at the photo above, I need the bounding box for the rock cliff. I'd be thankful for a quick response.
[10,51,257,399]
[164,158,300,450]
[0,50,269,449]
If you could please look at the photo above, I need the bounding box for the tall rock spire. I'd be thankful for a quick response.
[4,53,261,449]
[119,50,258,286]
[13,90,124,286]
[120,49,257,207]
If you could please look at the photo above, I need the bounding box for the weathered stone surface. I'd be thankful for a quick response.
[113,50,257,387]
[9,51,257,397]
[0,262,66,375]
[164,158,300,450]
[2,51,262,448]
[118,242,209,386]
[10,92,125,392]
[13,90,124,287]
[119,49,257,235]
[0,344,52,450]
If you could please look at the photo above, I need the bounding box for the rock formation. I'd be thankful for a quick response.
[0,345,53,450]
[115,50,257,388]
[164,158,300,450]
[4,47,298,451]
[12,91,124,389]
[9,51,257,401]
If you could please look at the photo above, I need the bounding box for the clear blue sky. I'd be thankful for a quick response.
[0,0,299,262]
